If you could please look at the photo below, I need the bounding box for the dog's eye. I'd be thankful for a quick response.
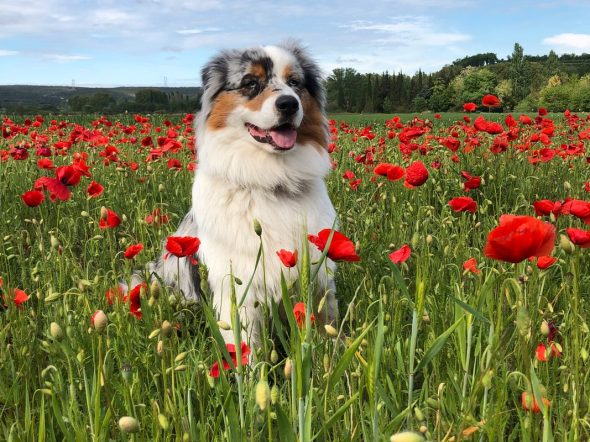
[241,78,259,91]
[286,78,301,88]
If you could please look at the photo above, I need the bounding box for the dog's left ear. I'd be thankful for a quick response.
[280,41,325,110]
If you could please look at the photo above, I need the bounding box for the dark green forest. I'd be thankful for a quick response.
[325,44,590,113]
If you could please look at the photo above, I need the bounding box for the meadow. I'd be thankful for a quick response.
[1,107,590,441]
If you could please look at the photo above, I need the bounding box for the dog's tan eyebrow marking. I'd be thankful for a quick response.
[282,64,294,80]
[243,87,275,112]
[206,91,241,130]
[249,62,268,80]
[297,91,328,152]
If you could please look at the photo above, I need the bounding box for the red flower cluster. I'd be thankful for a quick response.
[210,342,250,378]
[308,229,360,262]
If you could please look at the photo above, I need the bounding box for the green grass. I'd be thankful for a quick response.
[1,112,590,440]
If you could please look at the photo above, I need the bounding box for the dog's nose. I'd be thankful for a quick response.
[275,95,299,116]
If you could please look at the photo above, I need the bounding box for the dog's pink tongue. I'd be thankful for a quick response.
[269,127,297,149]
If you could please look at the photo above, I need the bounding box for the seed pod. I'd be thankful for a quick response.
[118,416,139,434]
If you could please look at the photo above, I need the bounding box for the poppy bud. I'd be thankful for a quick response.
[414,406,424,421]
[564,181,571,191]
[161,320,173,338]
[148,329,161,340]
[324,324,338,337]
[270,349,279,364]
[390,431,425,442]
[323,353,330,372]
[91,310,108,333]
[118,416,139,433]
[217,320,231,331]
[271,384,279,404]
[50,322,64,341]
[253,219,262,236]
[158,184,165,192]
[559,234,575,254]
[158,414,169,431]
[426,235,433,245]
[255,379,270,410]
[419,425,427,434]
[540,320,550,336]
[50,235,59,249]
[150,280,160,299]
[175,352,187,363]
[157,340,164,356]
[284,358,292,378]
[100,206,108,219]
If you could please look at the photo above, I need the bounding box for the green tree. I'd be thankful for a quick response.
[510,43,531,106]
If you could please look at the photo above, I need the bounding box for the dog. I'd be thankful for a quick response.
[139,42,338,346]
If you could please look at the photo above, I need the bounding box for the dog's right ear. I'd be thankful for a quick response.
[200,51,231,104]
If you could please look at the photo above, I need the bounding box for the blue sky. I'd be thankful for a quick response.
[1,0,590,87]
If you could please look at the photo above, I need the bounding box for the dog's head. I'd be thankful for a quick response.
[198,42,327,154]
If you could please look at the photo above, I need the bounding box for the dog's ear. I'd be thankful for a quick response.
[200,51,233,104]
[280,40,325,110]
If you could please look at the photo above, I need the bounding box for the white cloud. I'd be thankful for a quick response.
[543,33,590,53]
[42,54,92,63]
[344,16,471,47]
[176,27,222,35]
[0,49,18,56]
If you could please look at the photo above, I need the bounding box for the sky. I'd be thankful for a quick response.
[1,0,590,87]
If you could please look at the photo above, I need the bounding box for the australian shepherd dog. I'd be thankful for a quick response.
[132,42,338,346]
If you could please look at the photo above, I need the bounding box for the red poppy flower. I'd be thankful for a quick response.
[13,288,29,307]
[404,161,429,187]
[165,236,201,258]
[106,286,124,305]
[463,102,477,112]
[566,228,590,248]
[56,165,82,186]
[389,244,411,264]
[87,181,104,198]
[536,256,557,269]
[37,158,54,169]
[374,163,404,181]
[484,215,556,263]
[99,209,121,229]
[482,94,501,108]
[536,342,549,361]
[167,158,182,170]
[293,302,315,328]
[308,229,360,262]
[463,257,480,274]
[461,171,481,191]
[210,341,250,378]
[124,243,144,259]
[448,196,477,213]
[127,283,145,319]
[21,190,45,207]
[584,181,590,193]
[145,208,170,225]
[561,199,590,224]
[533,200,562,218]
[276,249,298,268]
[521,391,550,413]
[538,108,548,116]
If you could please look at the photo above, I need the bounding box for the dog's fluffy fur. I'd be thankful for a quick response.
[139,42,337,345]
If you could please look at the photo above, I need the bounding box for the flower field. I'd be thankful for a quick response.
[1,106,590,441]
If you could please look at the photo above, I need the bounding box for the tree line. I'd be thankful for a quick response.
[325,44,590,113]
[68,89,201,113]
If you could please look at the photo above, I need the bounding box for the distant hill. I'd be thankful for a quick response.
[0,85,202,113]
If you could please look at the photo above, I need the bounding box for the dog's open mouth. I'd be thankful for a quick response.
[245,123,297,150]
